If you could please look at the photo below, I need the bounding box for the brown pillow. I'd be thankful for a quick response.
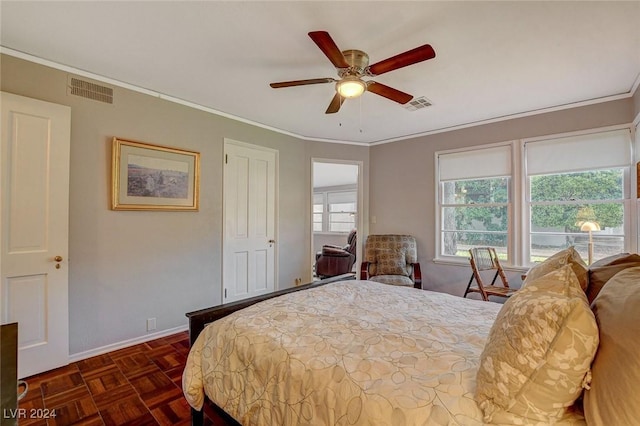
[523,246,588,291]
[584,266,640,425]
[587,253,640,304]
[375,249,408,276]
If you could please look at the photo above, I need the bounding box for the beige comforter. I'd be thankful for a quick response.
[183,280,507,425]
[183,281,501,426]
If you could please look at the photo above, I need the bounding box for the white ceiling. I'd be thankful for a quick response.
[1,1,639,145]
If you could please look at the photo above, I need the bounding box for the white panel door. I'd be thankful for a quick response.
[1,92,70,378]
[223,141,276,303]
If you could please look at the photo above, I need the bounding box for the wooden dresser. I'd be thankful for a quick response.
[0,323,18,426]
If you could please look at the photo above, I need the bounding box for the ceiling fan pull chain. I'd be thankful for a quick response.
[359,96,363,133]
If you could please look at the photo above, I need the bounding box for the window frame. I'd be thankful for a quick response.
[522,170,635,266]
[435,125,635,268]
[439,176,512,262]
[312,193,325,232]
[435,142,515,265]
[313,189,357,234]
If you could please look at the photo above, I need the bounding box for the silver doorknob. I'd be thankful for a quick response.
[268,239,276,244]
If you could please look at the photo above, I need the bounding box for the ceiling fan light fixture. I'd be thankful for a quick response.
[270,31,436,114]
[336,76,366,99]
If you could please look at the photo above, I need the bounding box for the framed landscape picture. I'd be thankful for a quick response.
[111,138,200,211]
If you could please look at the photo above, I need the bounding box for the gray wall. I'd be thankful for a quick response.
[0,54,368,355]
[369,98,635,297]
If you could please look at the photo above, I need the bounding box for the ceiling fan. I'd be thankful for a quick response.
[270,31,436,114]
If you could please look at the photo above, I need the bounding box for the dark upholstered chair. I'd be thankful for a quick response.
[360,234,422,289]
[315,229,357,279]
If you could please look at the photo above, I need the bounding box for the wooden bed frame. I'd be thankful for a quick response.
[185,274,356,426]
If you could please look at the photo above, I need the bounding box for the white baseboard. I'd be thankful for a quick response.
[68,324,189,363]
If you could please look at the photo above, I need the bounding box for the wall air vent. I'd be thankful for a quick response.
[68,76,113,104]
[403,96,432,111]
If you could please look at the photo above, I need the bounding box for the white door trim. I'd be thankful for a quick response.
[311,158,364,279]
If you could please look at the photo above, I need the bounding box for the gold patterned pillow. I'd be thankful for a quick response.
[523,246,588,290]
[375,249,408,276]
[475,265,599,423]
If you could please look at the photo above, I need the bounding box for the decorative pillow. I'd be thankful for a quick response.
[475,265,599,423]
[523,246,588,291]
[586,253,640,304]
[374,249,408,276]
[584,266,640,425]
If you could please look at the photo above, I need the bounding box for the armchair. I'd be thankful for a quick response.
[315,229,357,279]
[360,234,422,289]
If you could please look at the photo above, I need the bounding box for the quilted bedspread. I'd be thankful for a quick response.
[183,280,502,425]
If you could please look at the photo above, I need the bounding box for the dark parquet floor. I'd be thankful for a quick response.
[17,331,232,426]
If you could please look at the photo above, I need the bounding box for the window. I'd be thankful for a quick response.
[313,190,356,233]
[438,145,512,261]
[528,170,625,263]
[441,177,510,258]
[313,193,324,232]
[525,129,631,264]
[436,127,634,266]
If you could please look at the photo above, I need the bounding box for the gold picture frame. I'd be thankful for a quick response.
[111,138,200,211]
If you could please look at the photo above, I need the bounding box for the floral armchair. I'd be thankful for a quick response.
[360,234,422,289]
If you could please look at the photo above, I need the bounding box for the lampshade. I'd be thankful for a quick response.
[336,77,366,99]
[580,221,600,232]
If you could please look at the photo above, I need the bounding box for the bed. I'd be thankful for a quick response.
[182,252,640,425]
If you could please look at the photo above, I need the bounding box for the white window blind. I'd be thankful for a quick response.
[327,191,357,205]
[438,145,512,181]
[526,129,632,175]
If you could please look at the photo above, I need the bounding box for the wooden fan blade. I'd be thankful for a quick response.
[366,82,413,104]
[270,78,335,88]
[325,93,344,114]
[308,31,350,69]
[368,44,435,76]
